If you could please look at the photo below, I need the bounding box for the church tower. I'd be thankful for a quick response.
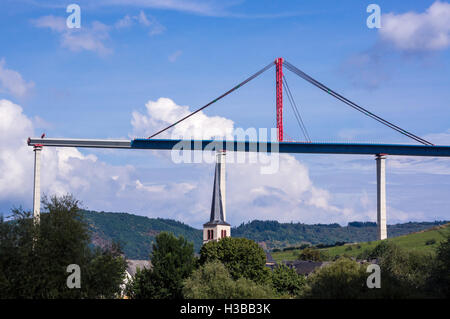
[203,150,230,244]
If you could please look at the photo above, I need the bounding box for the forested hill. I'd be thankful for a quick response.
[81,210,447,259]
[82,210,203,259]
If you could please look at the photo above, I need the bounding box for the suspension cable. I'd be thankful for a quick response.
[282,75,311,142]
[148,62,275,139]
[283,60,433,145]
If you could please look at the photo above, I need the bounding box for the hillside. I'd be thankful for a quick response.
[82,210,203,259]
[81,210,448,259]
[232,220,448,250]
[272,223,450,263]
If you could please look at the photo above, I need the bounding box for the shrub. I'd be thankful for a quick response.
[183,261,275,299]
[298,248,323,261]
[302,258,368,299]
[271,264,306,297]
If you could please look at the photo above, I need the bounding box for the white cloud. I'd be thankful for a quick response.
[61,22,112,55]
[31,15,66,32]
[0,99,195,221]
[226,154,358,225]
[115,11,166,36]
[115,15,134,29]
[3,96,447,226]
[380,1,450,52]
[386,129,450,175]
[130,97,355,225]
[131,97,234,139]
[0,59,35,98]
[32,16,112,55]
[168,50,183,62]
[425,129,450,145]
[99,0,229,17]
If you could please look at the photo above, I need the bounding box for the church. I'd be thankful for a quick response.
[203,150,231,244]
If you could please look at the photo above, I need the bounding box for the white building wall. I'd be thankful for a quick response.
[203,225,231,244]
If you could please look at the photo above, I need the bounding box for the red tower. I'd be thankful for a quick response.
[275,57,283,142]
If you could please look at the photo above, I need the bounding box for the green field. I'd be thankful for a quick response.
[272,223,450,263]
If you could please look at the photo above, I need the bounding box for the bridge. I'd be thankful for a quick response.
[27,58,450,240]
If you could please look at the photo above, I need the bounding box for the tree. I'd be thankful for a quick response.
[83,242,128,299]
[183,261,275,299]
[271,264,306,297]
[302,257,368,299]
[199,237,270,284]
[427,234,450,298]
[124,267,154,299]
[127,232,196,299]
[365,241,431,298]
[297,247,323,262]
[0,194,127,299]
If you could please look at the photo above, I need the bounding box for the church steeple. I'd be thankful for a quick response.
[203,150,230,244]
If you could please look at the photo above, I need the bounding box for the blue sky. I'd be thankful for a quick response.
[0,0,449,228]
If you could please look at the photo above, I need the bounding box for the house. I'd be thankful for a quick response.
[121,259,152,296]
[283,260,331,276]
[265,251,277,269]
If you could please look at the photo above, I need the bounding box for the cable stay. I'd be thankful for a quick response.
[282,75,311,142]
[148,62,274,139]
[147,57,433,146]
[283,60,433,146]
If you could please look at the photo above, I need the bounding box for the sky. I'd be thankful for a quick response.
[0,0,449,228]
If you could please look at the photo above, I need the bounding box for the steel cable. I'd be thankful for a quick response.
[283,60,433,145]
[148,62,275,139]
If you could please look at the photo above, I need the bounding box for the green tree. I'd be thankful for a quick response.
[126,232,196,299]
[83,243,128,298]
[366,241,431,298]
[297,247,323,262]
[427,235,450,298]
[271,264,306,297]
[0,194,127,299]
[124,267,154,299]
[302,257,368,299]
[199,237,270,284]
[183,261,275,299]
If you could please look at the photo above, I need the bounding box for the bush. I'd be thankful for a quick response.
[297,248,323,262]
[302,257,368,299]
[183,261,275,299]
[271,264,306,297]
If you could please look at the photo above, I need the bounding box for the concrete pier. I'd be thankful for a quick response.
[376,154,387,240]
[33,145,42,224]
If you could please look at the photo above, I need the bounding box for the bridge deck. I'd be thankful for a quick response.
[27,137,450,157]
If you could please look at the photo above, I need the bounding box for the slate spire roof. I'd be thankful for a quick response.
[204,152,229,227]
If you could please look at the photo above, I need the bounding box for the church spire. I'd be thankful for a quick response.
[209,150,227,223]
[203,150,230,244]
